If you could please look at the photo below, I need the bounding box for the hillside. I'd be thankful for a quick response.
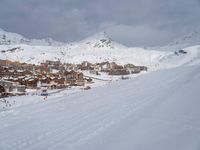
[1,29,200,71]
[159,30,200,51]
[0,65,200,150]
[0,28,63,46]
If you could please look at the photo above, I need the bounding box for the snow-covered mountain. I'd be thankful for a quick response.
[159,30,200,51]
[0,28,64,46]
[0,28,200,71]
[0,30,159,67]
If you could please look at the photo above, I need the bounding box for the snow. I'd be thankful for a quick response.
[158,30,200,51]
[0,65,200,150]
[0,28,200,150]
[0,87,84,111]
[0,28,64,46]
[0,29,166,68]
[1,33,200,72]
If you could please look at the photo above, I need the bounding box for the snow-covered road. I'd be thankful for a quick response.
[0,66,200,150]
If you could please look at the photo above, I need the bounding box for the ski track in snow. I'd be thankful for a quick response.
[0,66,200,150]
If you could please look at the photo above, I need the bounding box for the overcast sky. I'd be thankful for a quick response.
[0,0,200,46]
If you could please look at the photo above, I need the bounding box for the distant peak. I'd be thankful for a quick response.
[95,31,110,39]
[0,27,64,46]
[82,31,112,42]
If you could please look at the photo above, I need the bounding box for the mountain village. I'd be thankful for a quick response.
[0,59,147,97]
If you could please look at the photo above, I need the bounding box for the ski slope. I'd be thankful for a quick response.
[0,65,200,150]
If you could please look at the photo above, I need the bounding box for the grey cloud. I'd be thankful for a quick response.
[0,0,200,46]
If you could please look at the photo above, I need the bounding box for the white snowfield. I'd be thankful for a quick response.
[0,65,200,150]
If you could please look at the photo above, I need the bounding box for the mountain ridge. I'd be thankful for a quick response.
[0,28,200,71]
[1,27,200,49]
[158,30,200,51]
[0,28,64,46]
